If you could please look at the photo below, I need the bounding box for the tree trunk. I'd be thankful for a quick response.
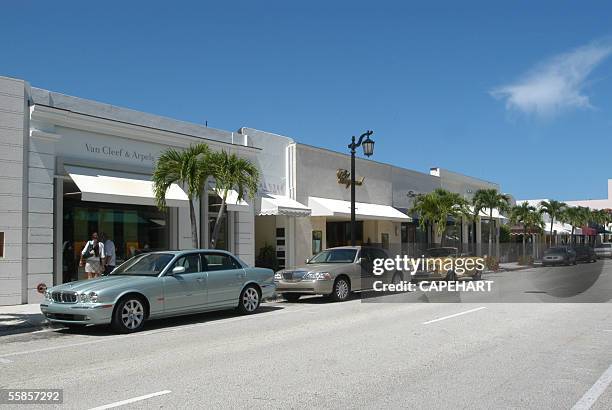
[210,192,227,249]
[189,199,199,249]
[488,211,493,257]
[522,228,527,258]
[549,218,554,247]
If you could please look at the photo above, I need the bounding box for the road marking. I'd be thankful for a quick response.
[572,363,612,410]
[87,390,171,410]
[0,358,12,363]
[422,307,487,325]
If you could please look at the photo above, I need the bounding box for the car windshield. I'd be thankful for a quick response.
[111,253,174,276]
[424,248,457,257]
[308,249,357,264]
[545,247,567,255]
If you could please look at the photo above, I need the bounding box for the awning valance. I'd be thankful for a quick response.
[259,194,311,217]
[65,166,189,207]
[215,189,250,212]
[308,196,411,222]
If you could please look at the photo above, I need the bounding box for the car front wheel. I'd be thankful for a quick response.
[331,277,350,302]
[111,297,146,333]
[238,285,261,314]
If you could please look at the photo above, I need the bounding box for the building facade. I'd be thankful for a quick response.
[0,75,509,306]
[0,76,257,305]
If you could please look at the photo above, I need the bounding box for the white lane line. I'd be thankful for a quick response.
[0,358,12,363]
[422,307,487,325]
[572,363,612,410]
[87,390,171,410]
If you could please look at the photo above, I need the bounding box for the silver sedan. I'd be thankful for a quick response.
[40,250,275,333]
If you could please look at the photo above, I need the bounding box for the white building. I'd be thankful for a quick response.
[0,75,509,305]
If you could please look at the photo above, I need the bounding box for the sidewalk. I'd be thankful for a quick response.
[0,303,48,335]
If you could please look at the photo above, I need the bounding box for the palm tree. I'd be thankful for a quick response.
[524,209,545,259]
[510,202,537,257]
[208,150,260,249]
[153,144,211,249]
[539,200,567,247]
[563,206,586,244]
[472,189,511,257]
[410,189,469,245]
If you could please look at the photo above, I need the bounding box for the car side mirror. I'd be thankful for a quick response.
[358,257,366,264]
[171,266,186,275]
[305,258,310,264]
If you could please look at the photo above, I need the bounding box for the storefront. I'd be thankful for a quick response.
[0,77,258,305]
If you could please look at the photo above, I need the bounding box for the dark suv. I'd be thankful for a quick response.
[571,245,597,263]
[542,247,577,266]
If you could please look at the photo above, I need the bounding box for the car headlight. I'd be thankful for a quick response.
[44,290,52,301]
[79,292,98,303]
[303,272,332,281]
[274,272,282,281]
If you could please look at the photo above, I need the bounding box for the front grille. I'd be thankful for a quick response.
[45,313,88,321]
[52,291,78,304]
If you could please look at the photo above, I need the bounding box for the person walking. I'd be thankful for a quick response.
[80,232,105,279]
[101,232,116,275]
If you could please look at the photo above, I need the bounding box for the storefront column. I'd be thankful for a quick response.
[27,130,59,303]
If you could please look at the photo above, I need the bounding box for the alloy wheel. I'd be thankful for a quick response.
[242,287,259,312]
[121,299,144,330]
[335,279,349,300]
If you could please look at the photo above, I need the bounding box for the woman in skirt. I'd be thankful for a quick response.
[80,232,105,279]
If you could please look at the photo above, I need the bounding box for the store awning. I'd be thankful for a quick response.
[215,189,250,212]
[259,194,311,217]
[308,196,411,222]
[65,166,189,207]
[469,206,508,220]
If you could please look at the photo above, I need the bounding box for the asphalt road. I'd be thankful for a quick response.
[1,261,611,409]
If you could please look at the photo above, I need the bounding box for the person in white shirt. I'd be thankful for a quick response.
[100,232,116,275]
[80,232,105,279]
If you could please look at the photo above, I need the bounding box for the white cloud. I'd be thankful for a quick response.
[491,41,612,117]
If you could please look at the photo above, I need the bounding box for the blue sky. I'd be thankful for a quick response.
[2,1,612,200]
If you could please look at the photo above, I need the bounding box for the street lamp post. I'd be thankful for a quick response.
[348,130,375,246]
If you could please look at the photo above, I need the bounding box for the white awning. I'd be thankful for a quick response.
[469,206,508,220]
[308,196,410,222]
[65,166,189,207]
[544,222,573,234]
[215,189,250,212]
[258,194,311,217]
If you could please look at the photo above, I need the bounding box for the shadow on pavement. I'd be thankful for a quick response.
[54,305,285,337]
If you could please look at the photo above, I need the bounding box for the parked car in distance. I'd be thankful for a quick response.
[594,243,612,259]
[41,250,275,333]
[274,246,402,302]
[411,247,484,282]
[571,245,598,263]
[542,247,577,266]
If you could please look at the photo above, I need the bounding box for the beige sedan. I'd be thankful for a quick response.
[274,246,402,302]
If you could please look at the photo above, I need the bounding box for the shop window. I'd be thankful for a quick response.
[62,178,170,283]
[326,221,363,248]
[312,230,322,254]
[0,232,4,258]
[276,228,285,269]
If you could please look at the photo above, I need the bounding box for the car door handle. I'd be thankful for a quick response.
[197,277,205,282]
